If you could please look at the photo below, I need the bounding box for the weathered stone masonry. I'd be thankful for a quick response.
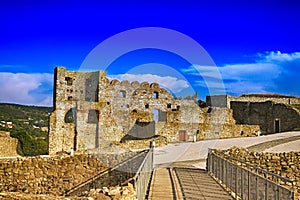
[0,131,18,157]
[49,67,259,155]
[207,94,300,134]
[0,154,108,195]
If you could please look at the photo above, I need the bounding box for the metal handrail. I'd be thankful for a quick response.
[65,150,147,196]
[133,147,154,200]
[209,149,295,185]
[207,149,295,200]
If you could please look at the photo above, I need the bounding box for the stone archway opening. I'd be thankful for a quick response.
[64,108,75,123]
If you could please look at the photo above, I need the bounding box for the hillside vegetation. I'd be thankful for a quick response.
[0,103,52,156]
[292,104,300,112]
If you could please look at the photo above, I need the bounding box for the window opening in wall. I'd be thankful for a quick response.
[275,119,280,133]
[65,108,75,123]
[88,110,99,123]
[73,129,78,151]
[68,96,73,101]
[153,91,159,99]
[152,110,159,122]
[167,103,171,108]
[207,107,212,113]
[145,104,149,109]
[177,105,180,111]
[120,90,126,98]
[65,77,73,85]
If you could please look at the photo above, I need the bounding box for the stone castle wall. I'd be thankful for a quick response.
[197,107,260,140]
[206,94,300,134]
[0,131,19,157]
[206,94,300,108]
[228,95,300,108]
[49,67,260,155]
[231,101,300,134]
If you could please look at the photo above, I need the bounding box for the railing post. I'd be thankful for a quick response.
[235,165,238,199]
[256,176,258,200]
[208,149,295,200]
[275,184,278,200]
[241,167,243,200]
[265,179,268,200]
[248,170,250,200]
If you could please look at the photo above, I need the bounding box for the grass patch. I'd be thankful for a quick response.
[291,104,300,112]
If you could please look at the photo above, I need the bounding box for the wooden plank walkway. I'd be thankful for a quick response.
[148,168,183,200]
[148,167,232,200]
[175,168,233,200]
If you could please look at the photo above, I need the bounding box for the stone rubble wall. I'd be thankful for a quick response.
[0,183,136,200]
[0,152,140,196]
[197,108,260,140]
[85,183,136,200]
[214,147,300,199]
[0,154,107,195]
[0,131,19,157]
[67,151,146,196]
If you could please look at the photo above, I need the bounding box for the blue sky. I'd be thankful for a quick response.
[0,1,299,106]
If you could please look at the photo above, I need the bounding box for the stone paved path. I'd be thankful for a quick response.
[247,135,300,151]
[154,131,300,169]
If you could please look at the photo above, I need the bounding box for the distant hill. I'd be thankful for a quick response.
[0,103,53,156]
[0,103,52,126]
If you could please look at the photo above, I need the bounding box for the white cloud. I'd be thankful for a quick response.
[0,72,189,106]
[182,51,300,96]
[0,73,53,106]
[108,73,190,93]
[261,51,300,62]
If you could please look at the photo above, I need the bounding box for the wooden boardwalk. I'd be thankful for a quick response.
[148,167,232,200]
[148,168,182,200]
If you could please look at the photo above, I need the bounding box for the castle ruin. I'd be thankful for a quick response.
[49,67,261,155]
[207,94,300,134]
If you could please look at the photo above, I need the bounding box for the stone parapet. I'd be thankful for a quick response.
[0,131,19,157]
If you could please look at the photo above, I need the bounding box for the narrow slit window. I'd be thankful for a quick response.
[65,77,73,85]
[153,92,159,99]
[64,108,75,123]
[120,90,126,98]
